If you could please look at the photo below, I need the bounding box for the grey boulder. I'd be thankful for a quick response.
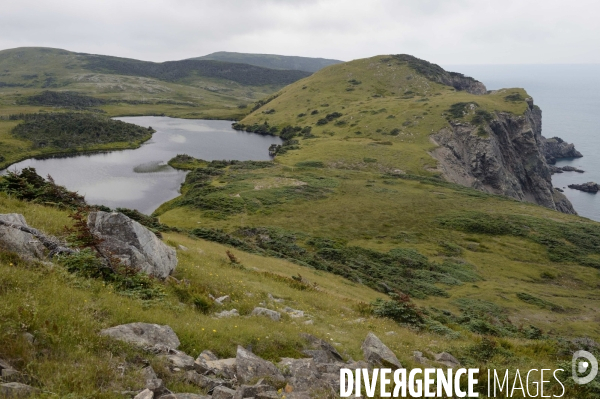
[361,332,402,369]
[99,322,180,350]
[87,211,177,279]
[236,346,285,385]
[0,214,45,260]
[0,382,38,398]
[212,386,236,399]
[434,352,460,367]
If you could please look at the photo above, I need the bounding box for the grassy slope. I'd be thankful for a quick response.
[0,47,303,169]
[157,56,600,342]
[0,194,576,397]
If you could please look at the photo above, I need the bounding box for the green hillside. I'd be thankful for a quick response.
[0,47,310,170]
[157,55,600,345]
[1,51,600,397]
[191,51,342,72]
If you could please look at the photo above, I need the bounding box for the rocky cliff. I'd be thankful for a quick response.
[542,136,583,164]
[430,99,577,214]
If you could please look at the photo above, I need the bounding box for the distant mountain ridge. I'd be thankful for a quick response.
[189,51,342,72]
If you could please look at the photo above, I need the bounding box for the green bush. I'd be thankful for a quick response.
[372,293,425,326]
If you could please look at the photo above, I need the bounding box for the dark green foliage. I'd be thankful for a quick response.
[390,128,400,136]
[189,226,480,299]
[83,57,311,86]
[505,93,525,102]
[516,293,565,312]
[454,298,517,337]
[310,110,319,115]
[251,94,280,112]
[439,211,600,267]
[58,249,164,300]
[325,112,343,120]
[232,121,278,136]
[372,293,425,326]
[348,79,362,85]
[297,113,306,117]
[11,113,153,149]
[447,102,478,119]
[295,161,325,168]
[471,109,494,125]
[316,118,328,126]
[20,91,106,108]
[0,167,85,208]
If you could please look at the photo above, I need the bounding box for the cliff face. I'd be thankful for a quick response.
[430,100,577,214]
[542,136,583,164]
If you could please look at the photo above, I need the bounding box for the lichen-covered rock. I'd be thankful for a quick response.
[361,332,402,369]
[99,322,180,349]
[0,214,45,259]
[300,333,343,363]
[279,358,327,392]
[434,352,460,367]
[236,346,285,385]
[87,211,177,279]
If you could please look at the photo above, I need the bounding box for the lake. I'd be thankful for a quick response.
[3,116,283,214]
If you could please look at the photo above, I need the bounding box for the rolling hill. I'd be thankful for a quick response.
[190,51,342,72]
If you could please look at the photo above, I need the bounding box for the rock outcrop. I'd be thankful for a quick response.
[0,214,45,260]
[361,332,402,369]
[88,211,177,279]
[100,322,181,350]
[430,99,577,214]
[568,182,599,193]
[235,346,285,385]
[542,136,583,164]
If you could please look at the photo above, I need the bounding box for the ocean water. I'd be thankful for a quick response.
[445,64,600,222]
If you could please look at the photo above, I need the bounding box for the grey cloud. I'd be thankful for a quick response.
[0,0,599,64]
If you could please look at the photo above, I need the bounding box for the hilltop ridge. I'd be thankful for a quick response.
[190,51,342,72]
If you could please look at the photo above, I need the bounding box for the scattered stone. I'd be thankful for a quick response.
[214,295,230,305]
[134,388,154,399]
[279,358,327,392]
[268,293,284,303]
[212,386,236,399]
[434,352,460,367]
[568,182,600,193]
[185,371,232,391]
[197,350,219,363]
[233,383,276,399]
[555,187,564,192]
[205,358,237,379]
[0,214,45,260]
[236,346,285,385]
[160,394,209,399]
[385,331,396,336]
[87,211,177,279]
[163,350,195,370]
[215,309,239,318]
[361,332,402,369]
[301,333,343,363]
[251,307,281,321]
[0,382,39,398]
[140,366,157,381]
[100,323,180,350]
[178,245,189,251]
[283,306,304,318]
[22,332,34,344]
[352,318,366,324]
[0,359,13,371]
[413,351,429,365]
[303,319,314,325]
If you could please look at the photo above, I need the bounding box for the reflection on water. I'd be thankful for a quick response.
[3,117,283,214]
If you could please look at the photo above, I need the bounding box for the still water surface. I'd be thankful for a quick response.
[4,117,283,214]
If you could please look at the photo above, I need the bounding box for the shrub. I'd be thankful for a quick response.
[372,293,425,326]
[316,118,328,126]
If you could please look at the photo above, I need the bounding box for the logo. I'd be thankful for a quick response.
[572,350,598,385]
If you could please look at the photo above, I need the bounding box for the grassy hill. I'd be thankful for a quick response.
[156,55,600,348]
[0,47,311,170]
[1,51,600,396]
[190,51,342,73]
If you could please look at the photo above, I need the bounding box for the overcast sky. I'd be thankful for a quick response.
[1,0,599,64]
